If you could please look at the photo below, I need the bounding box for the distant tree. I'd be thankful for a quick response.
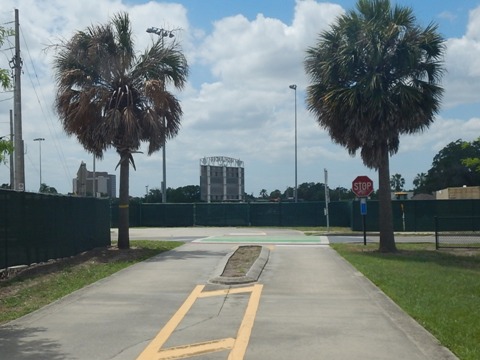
[330,186,355,201]
[167,185,200,203]
[297,182,325,201]
[283,186,294,200]
[424,139,480,192]
[269,189,282,200]
[245,193,255,202]
[144,188,163,203]
[39,183,58,194]
[461,137,480,173]
[413,172,428,194]
[305,0,445,252]
[390,174,405,192]
[259,189,268,199]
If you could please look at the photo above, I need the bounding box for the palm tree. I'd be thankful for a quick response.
[53,13,188,249]
[390,173,405,192]
[413,172,427,194]
[304,0,444,252]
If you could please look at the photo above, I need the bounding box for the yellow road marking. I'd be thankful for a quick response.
[136,284,263,360]
[228,284,263,360]
[198,285,257,298]
[158,338,235,359]
[136,285,205,360]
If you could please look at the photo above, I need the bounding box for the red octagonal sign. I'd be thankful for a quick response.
[352,176,374,197]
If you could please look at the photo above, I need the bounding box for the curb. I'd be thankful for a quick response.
[209,246,270,285]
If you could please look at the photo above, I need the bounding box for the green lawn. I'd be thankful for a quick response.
[331,243,480,360]
[0,240,183,324]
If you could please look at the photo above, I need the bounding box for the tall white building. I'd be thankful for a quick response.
[200,156,245,202]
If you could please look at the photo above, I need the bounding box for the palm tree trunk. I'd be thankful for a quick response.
[118,156,130,249]
[378,145,397,252]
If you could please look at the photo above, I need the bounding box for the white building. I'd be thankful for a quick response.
[200,156,245,202]
[73,162,116,198]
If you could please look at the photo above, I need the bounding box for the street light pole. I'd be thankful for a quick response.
[146,26,177,203]
[33,137,45,191]
[289,84,298,203]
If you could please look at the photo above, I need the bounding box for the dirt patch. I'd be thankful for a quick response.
[0,246,152,284]
[221,245,262,277]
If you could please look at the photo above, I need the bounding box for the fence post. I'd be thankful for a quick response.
[434,216,439,250]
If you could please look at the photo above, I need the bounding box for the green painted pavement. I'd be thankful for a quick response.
[193,235,329,244]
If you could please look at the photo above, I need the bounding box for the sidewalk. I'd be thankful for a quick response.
[0,228,457,359]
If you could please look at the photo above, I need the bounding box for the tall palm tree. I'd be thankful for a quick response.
[53,13,188,249]
[304,0,444,252]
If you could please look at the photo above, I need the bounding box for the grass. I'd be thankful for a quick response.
[331,243,480,360]
[0,240,182,325]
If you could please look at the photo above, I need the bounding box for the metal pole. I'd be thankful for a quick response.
[324,168,329,231]
[9,110,14,189]
[363,214,367,245]
[289,84,297,203]
[162,122,167,203]
[93,155,96,197]
[33,138,44,190]
[147,26,175,204]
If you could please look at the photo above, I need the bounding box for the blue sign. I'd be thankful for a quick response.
[360,198,367,215]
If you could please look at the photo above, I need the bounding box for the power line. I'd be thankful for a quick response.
[19,23,73,187]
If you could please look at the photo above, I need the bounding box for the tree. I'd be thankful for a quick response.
[167,185,200,203]
[144,188,163,203]
[0,139,13,165]
[390,173,405,192]
[269,189,282,200]
[53,13,188,249]
[413,172,428,194]
[424,139,480,192]
[304,0,445,252]
[0,27,13,170]
[297,182,325,201]
[0,26,13,89]
[259,189,268,199]
[461,137,480,173]
[39,183,58,194]
[330,186,356,201]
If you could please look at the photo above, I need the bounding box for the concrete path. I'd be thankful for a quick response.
[0,228,457,359]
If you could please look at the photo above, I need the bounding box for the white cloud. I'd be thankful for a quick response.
[443,6,480,108]
[0,1,479,196]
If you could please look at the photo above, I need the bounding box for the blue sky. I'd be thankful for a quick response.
[1,0,480,197]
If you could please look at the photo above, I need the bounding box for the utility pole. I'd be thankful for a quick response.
[13,9,24,191]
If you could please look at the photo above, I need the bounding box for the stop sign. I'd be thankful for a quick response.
[352,176,374,197]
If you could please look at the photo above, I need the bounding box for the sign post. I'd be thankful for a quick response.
[352,176,374,245]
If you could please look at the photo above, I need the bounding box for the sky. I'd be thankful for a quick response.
[1,0,480,198]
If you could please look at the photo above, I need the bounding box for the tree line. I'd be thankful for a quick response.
[390,137,480,194]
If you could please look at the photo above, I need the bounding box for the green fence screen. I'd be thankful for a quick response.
[111,199,480,231]
[110,201,352,228]
[351,199,480,232]
[0,190,111,269]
